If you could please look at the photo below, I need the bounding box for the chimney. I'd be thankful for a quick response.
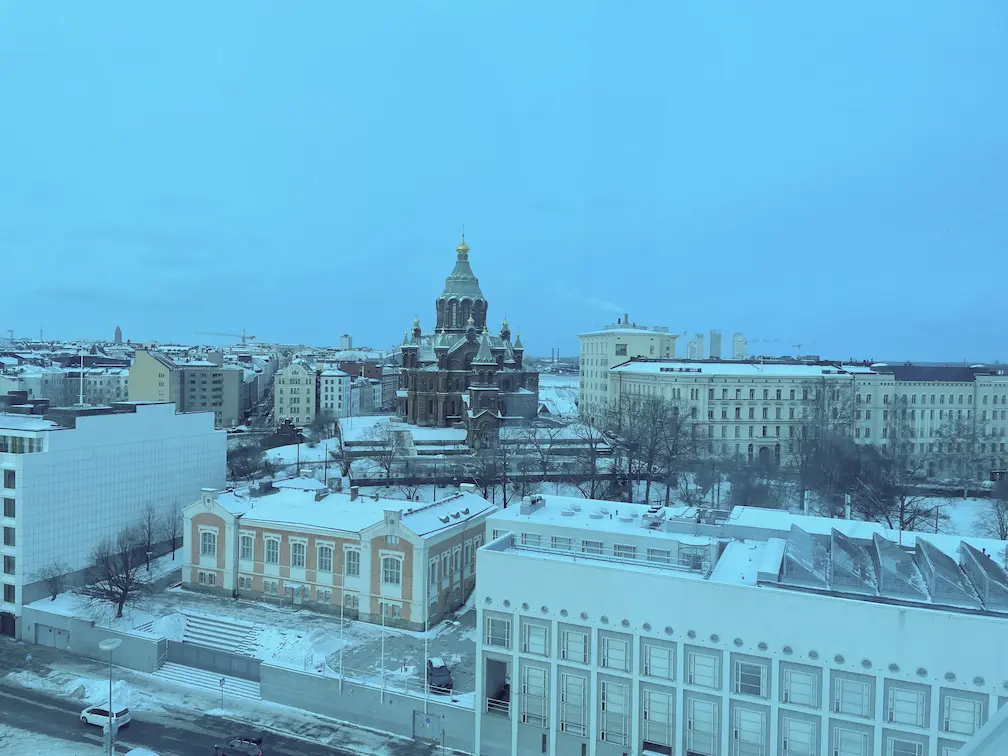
[349,486,359,502]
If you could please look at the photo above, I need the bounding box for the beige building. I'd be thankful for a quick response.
[273,359,318,427]
[578,316,678,422]
[606,359,1008,479]
[181,480,495,629]
[128,349,243,427]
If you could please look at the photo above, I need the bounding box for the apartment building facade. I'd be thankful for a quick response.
[474,496,1008,756]
[319,369,350,419]
[182,483,494,629]
[603,360,1008,479]
[0,365,72,405]
[0,403,225,637]
[128,349,243,427]
[578,318,678,421]
[273,359,318,427]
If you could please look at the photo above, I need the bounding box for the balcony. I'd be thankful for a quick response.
[486,696,510,717]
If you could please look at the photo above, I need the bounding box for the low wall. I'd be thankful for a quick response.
[166,640,260,681]
[20,605,165,674]
[260,663,476,754]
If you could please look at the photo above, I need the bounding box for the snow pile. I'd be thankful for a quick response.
[0,725,101,756]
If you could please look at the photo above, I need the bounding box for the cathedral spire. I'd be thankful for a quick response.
[472,326,497,365]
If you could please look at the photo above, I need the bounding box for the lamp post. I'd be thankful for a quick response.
[98,638,121,756]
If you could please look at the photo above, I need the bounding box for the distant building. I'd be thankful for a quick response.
[578,314,677,422]
[0,366,71,406]
[182,484,494,629]
[66,366,129,405]
[350,376,382,416]
[128,349,243,427]
[709,329,722,359]
[1,403,225,637]
[687,333,706,360]
[336,361,383,380]
[114,325,122,345]
[733,332,747,359]
[273,360,318,428]
[339,333,352,350]
[319,368,350,419]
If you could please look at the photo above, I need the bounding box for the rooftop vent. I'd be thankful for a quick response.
[560,508,577,517]
[618,514,633,523]
[520,495,546,516]
[589,511,604,520]
[571,504,582,512]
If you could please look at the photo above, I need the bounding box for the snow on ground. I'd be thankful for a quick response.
[0,725,103,756]
[264,442,332,466]
[18,673,168,716]
[32,582,479,697]
[140,548,183,585]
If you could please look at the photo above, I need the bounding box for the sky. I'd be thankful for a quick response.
[1,1,1006,361]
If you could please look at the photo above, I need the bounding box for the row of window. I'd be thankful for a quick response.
[514,532,705,568]
[485,620,987,739]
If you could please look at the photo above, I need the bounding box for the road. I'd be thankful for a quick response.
[0,638,445,756]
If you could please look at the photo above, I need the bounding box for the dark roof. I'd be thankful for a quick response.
[872,364,987,383]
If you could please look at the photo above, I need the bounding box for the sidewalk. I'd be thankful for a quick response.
[0,638,469,756]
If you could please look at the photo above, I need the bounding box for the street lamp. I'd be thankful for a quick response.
[98,638,122,756]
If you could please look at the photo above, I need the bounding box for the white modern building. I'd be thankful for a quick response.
[0,403,225,637]
[474,495,1008,756]
[578,316,678,421]
[733,333,747,360]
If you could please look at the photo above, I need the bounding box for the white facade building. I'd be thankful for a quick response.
[0,366,71,405]
[273,360,317,427]
[606,360,1008,477]
[320,369,350,419]
[733,333,747,360]
[0,403,225,637]
[474,495,1008,756]
[578,318,678,422]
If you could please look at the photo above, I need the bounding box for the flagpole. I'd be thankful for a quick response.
[338,584,345,694]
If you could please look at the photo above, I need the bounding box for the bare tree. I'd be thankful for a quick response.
[464,447,498,500]
[90,526,145,618]
[227,441,273,483]
[362,424,407,480]
[567,419,609,499]
[161,502,183,561]
[976,480,1008,540]
[329,417,352,479]
[138,502,161,572]
[33,559,72,600]
[655,398,693,506]
[605,393,648,501]
[521,424,563,479]
[309,410,337,442]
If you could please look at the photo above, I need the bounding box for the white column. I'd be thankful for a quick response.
[548,618,559,756]
[674,641,685,755]
[511,613,519,756]
[474,606,483,755]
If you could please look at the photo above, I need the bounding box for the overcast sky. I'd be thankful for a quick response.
[1,2,1005,361]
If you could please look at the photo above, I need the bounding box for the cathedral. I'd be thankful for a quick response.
[397,233,539,448]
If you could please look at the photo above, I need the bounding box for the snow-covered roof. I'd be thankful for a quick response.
[272,476,328,491]
[211,487,494,538]
[611,361,878,378]
[0,413,62,431]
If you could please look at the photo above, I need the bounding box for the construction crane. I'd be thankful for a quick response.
[195,328,257,347]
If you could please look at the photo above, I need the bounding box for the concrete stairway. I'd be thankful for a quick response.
[152,662,261,701]
[182,613,259,655]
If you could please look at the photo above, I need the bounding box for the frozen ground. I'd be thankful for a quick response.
[538,374,579,417]
[33,578,479,700]
[0,725,103,756]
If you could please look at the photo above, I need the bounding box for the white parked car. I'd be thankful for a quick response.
[80,704,131,728]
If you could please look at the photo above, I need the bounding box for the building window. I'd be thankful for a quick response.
[3,498,13,518]
[521,532,541,547]
[559,673,587,736]
[686,698,718,756]
[237,575,252,590]
[642,642,673,679]
[345,549,360,576]
[3,555,14,575]
[560,629,588,664]
[200,531,217,557]
[734,659,768,697]
[641,689,672,747]
[599,680,629,746]
[290,541,306,568]
[343,592,359,609]
[888,686,925,727]
[887,737,924,756]
[2,527,13,547]
[781,717,815,755]
[832,726,869,756]
[522,622,548,656]
[600,636,629,672]
[317,588,332,604]
[381,556,402,585]
[265,538,280,564]
[239,535,253,561]
[733,707,766,756]
[647,548,671,564]
[3,470,14,489]
[615,344,627,356]
[551,536,573,551]
[2,583,13,603]
[581,539,603,555]
[198,571,216,586]
[687,650,719,689]
[834,677,871,718]
[317,545,333,573]
[485,617,511,648]
[521,666,548,727]
[782,667,818,707]
[613,544,636,559]
[942,695,983,736]
[386,534,400,546]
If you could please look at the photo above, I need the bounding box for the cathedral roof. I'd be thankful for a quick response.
[471,327,497,365]
[439,233,486,301]
[513,332,523,350]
